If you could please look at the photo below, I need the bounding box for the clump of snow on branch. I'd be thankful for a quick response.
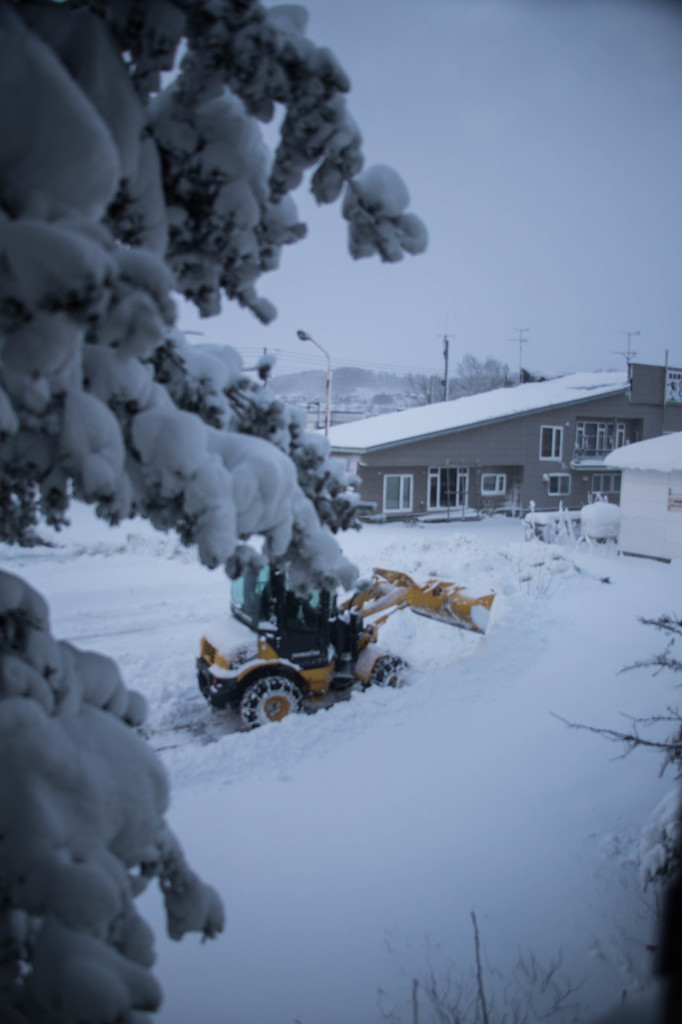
[343,165,428,262]
[0,0,426,1017]
[0,572,223,1022]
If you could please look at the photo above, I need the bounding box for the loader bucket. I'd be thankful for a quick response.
[348,568,495,634]
[409,581,495,633]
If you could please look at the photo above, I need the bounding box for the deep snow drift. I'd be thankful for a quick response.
[3,505,680,1023]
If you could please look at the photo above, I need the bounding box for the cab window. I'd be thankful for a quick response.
[231,565,273,625]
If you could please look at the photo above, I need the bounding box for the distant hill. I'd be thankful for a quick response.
[196,344,553,426]
[269,366,431,424]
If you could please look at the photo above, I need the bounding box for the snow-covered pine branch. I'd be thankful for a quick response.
[0,571,224,1022]
[1,0,425,573]
[0,1,427,1018]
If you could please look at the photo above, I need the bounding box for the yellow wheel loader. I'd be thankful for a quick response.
[197,564,495,730]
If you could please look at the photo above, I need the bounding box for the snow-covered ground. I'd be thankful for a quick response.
[3,505,680,1023]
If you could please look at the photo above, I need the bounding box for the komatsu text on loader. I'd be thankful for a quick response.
[197,564,495,730]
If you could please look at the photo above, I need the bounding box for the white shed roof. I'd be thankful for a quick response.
[604,431,682,473]
[328,372,628,453]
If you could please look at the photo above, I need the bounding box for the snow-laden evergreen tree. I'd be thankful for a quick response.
[0,2,427,1020]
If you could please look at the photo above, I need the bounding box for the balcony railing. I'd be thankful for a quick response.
[572,446,614,461]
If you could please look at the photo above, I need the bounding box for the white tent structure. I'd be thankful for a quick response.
[605,432,682,561]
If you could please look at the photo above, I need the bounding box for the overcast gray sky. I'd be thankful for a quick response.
[177,0,682,380]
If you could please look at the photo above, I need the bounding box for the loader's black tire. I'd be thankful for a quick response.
[368,655,408,688]
[240,676,303,730]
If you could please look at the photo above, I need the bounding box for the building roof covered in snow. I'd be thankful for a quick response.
[328,372,629,453]
[604,431,682,473]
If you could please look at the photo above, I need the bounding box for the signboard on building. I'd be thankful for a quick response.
[665,368,682,403]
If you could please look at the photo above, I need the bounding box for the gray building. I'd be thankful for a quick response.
[328,364,682,518]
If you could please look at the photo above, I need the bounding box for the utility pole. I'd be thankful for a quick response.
[510,328,529,384]
[297,330,331,435]
[438,333,451,401]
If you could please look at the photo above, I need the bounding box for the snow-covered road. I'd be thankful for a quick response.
[4,506,680,1023]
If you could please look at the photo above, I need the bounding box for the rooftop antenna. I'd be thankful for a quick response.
[510,328,529,384]
[613,330,640,366]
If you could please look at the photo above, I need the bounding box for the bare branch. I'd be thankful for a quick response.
[638,614,682,637]
[551,712,682,760]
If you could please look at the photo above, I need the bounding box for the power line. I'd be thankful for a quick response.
[231,346,441,378]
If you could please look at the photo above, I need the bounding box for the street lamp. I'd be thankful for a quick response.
[297,329,331,435]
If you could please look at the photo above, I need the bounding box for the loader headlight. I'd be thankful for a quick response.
[229,643,259,668]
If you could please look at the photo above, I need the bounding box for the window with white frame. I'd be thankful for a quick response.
[547,474,571,496]
[575,421,626,457]
[383,473,412,513]
[540,425,563,460]
[428,466,469,509]
[481,473,507,496]
[591,472,621,495]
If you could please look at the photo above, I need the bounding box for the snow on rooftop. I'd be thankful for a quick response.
[328,372,628,452]
[604,430,682,472]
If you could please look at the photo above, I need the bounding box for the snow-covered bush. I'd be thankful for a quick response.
[565,615,682,893]
[640,788,681,890]
[557,613,682,938]
[524,502,581,545]
[630,616,682,892]
[0,1,426,1018]
[579,499,621,547]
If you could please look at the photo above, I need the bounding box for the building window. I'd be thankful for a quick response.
[428,467,469,509]
[547,474,571,496]
[591,473,621,495]
[481,473,507,495]
[540,426,563,460]
[383,474,412,513]
[575,421,625,458]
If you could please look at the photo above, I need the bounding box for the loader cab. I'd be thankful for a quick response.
[231,564,334,669]
[231,564,276,632]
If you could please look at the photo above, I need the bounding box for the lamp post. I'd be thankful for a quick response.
[297,329,331,435]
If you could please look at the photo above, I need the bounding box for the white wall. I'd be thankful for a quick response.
[619,468,682,561]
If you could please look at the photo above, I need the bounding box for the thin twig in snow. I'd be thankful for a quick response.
[471,912,489,1024]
